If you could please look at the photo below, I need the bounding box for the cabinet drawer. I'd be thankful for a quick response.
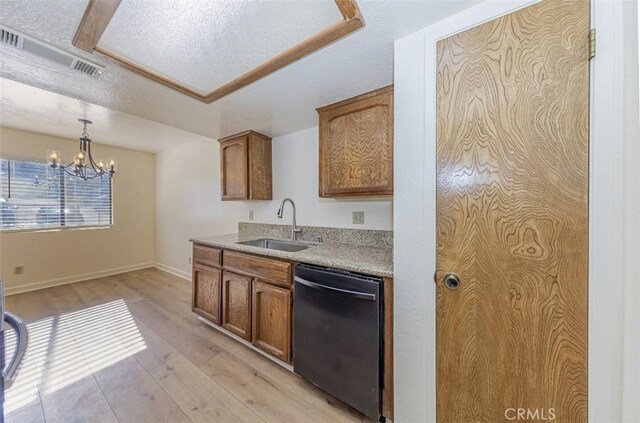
[224,251,292,287]
[193,244,221,267]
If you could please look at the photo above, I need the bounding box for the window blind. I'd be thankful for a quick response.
[0,158,112,230]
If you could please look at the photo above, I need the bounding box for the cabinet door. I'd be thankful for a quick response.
[222,271,252,340]
[252,280,291,362]
[192,264,222,325]
[247,133,273,200]
[220,136,248,200]
[318,86,394,197]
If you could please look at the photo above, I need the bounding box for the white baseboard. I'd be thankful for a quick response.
[153,262,191,281]
[4,262,155,296]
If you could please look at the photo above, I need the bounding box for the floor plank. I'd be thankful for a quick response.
[93,356,191,423]
[200,350,341,423]
[148,354,264,423]
[39,375,118,423]
[4,396,46,423]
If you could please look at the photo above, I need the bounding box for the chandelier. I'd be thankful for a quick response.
[47,119,116,180]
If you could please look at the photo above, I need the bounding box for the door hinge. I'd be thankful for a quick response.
[589,28,596,60]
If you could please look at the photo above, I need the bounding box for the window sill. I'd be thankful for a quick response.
[0,225,113,234]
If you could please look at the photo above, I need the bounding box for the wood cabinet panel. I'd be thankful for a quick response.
[252,280,292,363]
[219,131,272,201]
[224,251,292,287]
[222,271,252,340]
[220,136,248,200]
[192,264,222,325]
[193,244,221,268]
[318,86,393,197]
[248,133,273,200]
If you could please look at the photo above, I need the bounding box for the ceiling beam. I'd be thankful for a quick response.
[334,0,361,20]
[73,0,122,52]
[203,3,364,104]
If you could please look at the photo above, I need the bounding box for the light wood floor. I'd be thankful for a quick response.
[4,268,370,423]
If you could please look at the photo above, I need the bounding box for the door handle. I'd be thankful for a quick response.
[443,273,461,290]
[3,311,29,389]
[295,277,376,301]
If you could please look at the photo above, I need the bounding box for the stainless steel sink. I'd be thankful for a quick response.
[237,238,311,252]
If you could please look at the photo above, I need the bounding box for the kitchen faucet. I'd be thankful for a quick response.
[277,198,302,241]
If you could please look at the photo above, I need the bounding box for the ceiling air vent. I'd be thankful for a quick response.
[1,28,22,48]
[0,25,104,77]
[72,59,101,76]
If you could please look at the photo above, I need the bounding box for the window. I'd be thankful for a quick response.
[0,158,112,231]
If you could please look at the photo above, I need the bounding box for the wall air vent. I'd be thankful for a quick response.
[0,25,104,77]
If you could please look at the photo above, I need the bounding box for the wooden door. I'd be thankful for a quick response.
[192,264,222,325]
[222,271,252,340]
[220,136,248,200]
[436,1,589,422]
[318,86,394,197]
[252,280,291,362]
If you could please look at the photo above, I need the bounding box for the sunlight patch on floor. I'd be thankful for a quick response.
[4,299,146,414]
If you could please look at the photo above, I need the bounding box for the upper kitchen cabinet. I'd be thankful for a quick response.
[219,130,272,200]
[317,86,394,197]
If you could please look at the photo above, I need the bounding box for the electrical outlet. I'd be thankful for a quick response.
[352,211,365,225]
[13,266,24,275]
[249,210,254,221]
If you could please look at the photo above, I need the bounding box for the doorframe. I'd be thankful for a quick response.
[393,0,626,421]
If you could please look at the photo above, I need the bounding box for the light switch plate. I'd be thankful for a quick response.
[352,211,365,225]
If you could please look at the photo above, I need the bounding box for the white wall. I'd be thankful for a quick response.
[155,126,393,277]
[394,24,430,423]
[622,0,640,420]
[0,127,156,294]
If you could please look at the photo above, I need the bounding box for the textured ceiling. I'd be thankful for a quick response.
[98,0,343,93]
[0,78,213,153]
[0,0,483,150]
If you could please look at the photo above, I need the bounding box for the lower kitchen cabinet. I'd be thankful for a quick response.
[252,280,292,362]
[192,264,222,325]
[222,271,252,340]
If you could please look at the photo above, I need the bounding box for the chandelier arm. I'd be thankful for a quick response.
[59,161,103,180]
[60,165,78,178]
[87,142,102,175]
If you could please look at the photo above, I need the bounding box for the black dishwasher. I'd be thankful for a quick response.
[293,263,383,421]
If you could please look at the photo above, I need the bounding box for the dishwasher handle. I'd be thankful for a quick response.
[4,311,29,389]
[295,277,376,301]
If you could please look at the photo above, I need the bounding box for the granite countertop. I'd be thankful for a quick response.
[189,233,393,278]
